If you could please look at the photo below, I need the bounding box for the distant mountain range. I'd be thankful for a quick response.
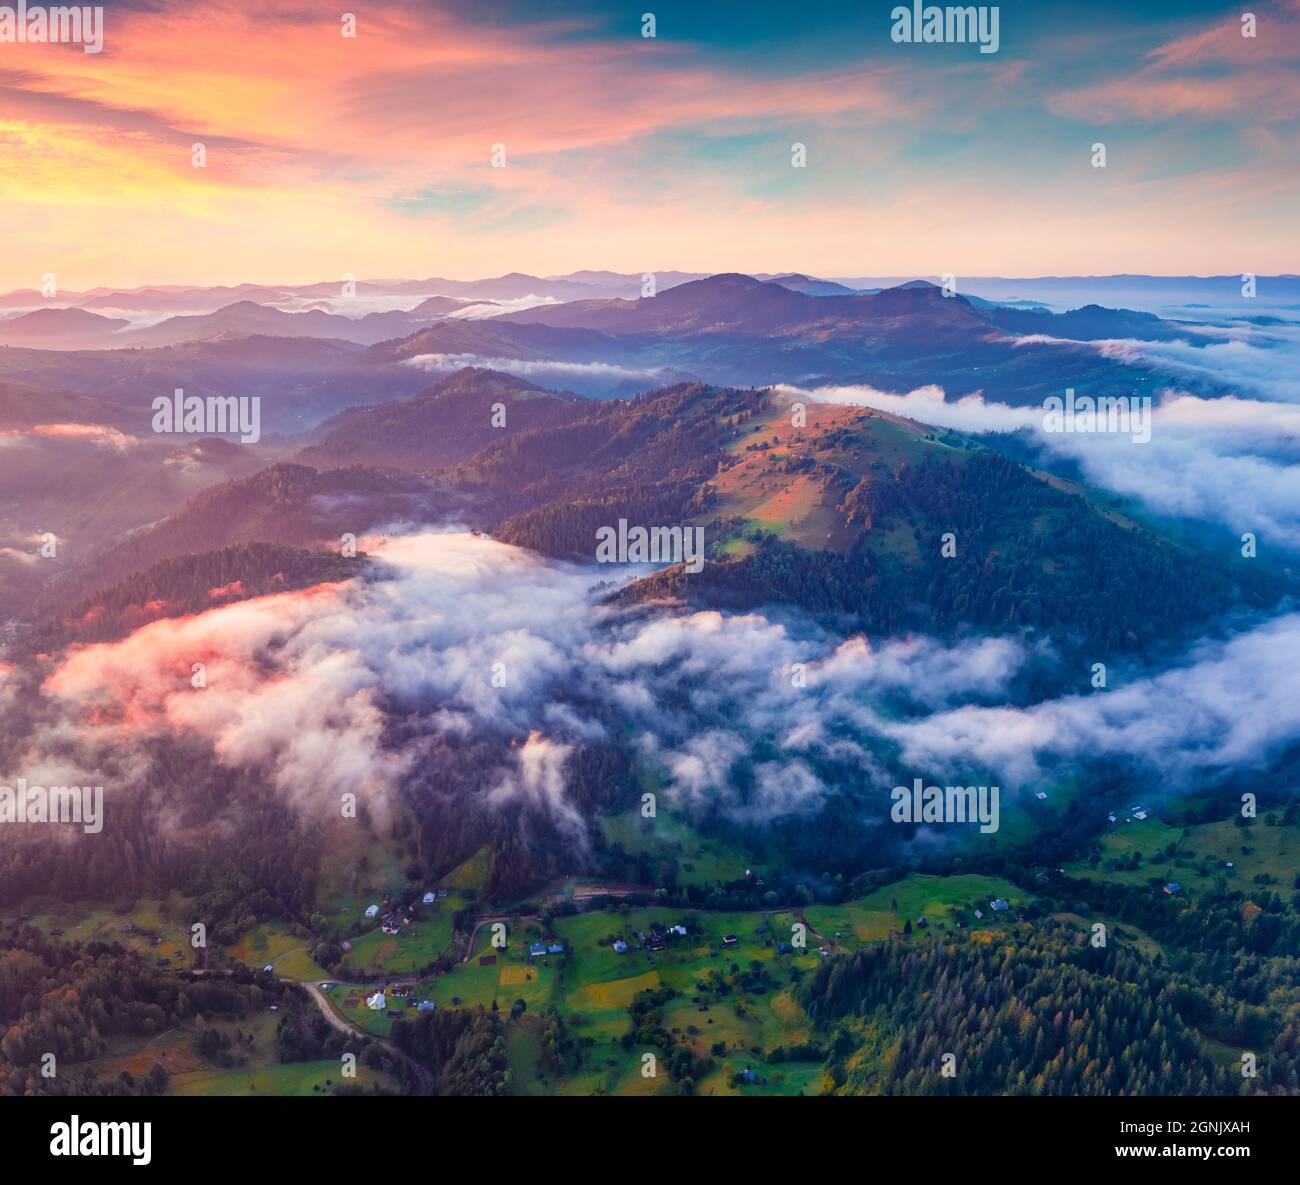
[5,268,1294,328]
[0,272,1248,415]
[0,295,487,350]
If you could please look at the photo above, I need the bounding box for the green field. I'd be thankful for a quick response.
[340,896,464,978]
[172,1059,392,1096]
[600,810,757,889]
[232,921,330,982]
[18,895,197,969]
[1052,912,1163,960]
[804,873,1025,946]
[442,846,492,894]
[90,1004,399,1097]
[1064,814,1299,896]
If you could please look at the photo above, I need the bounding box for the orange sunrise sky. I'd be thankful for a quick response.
[1,0,1297,289]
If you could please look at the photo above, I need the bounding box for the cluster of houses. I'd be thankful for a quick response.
[1106,802,1173,826]
[360,888,450,936]
[528,941,566,959]
[363,982,437,1017]
[612,923,689,955]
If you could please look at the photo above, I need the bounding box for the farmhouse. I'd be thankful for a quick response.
[613,939,629,954]
[366,991,386,1010]
[547,942,564,955]
[721,934,738,947]
[422,891,435,905]
[418,1000,436,1012]
[364,904,380,918]
[990,899,1010,911]
[1163,882,1181,895]
[529,943,548,958]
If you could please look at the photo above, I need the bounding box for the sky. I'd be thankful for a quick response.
[1,0,1297,289]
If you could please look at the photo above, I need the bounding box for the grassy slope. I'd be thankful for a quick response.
[1064,814,1298,897]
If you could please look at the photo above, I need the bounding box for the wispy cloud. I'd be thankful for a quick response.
[2,0,1295,284]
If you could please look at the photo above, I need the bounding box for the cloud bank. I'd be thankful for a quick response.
[10,529,1299,846]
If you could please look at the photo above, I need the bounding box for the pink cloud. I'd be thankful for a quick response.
[1050,3,1300,123]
